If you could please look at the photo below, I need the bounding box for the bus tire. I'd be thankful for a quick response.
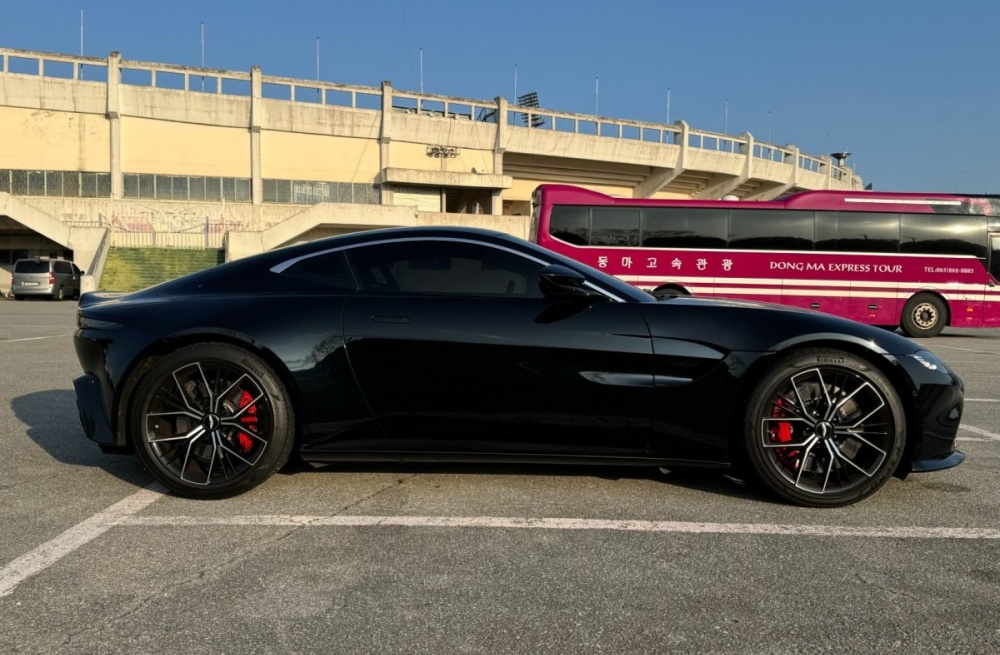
[900,293,947,338]
[652,285,689,300]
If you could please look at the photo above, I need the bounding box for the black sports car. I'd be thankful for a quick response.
[73,227,965,507]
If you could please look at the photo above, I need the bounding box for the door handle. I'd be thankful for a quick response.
[372,315,411,324]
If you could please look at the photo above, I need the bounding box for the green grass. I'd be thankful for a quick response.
[99,248,225,292]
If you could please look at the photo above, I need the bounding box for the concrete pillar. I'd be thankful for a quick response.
[379,81,393,206]
[250,66,263,206]
[677,120,690,169]
[492,96,508,215]
[740,131,754,181]
[107,52,122,199]
[787,144,800,189]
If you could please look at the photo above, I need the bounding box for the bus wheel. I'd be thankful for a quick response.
[652,285,688,300]
[901,293,947,338]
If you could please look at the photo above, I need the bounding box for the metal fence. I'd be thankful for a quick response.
[110,231,224,249]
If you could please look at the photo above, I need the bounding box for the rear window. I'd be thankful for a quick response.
[14,260,49,274]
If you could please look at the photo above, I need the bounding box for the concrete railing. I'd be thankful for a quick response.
[0,47,863,192]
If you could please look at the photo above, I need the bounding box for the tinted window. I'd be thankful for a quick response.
[728,210,814,251]
[284,251,357,290]
[642,207,728,248]
[816,212,900,253]
[549,206,589,245]
[55,261,73,275]
[347,240,544,297]
[591,208,640,246]
[900,213,987,258]
[14,260,49,274]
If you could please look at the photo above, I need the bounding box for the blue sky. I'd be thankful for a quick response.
[2,0,998,193]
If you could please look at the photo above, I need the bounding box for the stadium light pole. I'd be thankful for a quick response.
[768,109,772,143]
[514,64,517,103]
[724,98,728,134]
[419,48,423,93]
[80,10,84,56]
[595,76,599,116]
[666,87,671,124]
[200,22,205,91]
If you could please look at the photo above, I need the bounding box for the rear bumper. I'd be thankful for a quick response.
[13,284,55,296]
[73,373,116,445]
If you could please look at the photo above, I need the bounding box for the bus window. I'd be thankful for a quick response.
[728,210,815,251]
[817,212,900,253]
[591,208,640,246]
[549,206,590,245]
[641,207,727,248]
[900,213,987,258]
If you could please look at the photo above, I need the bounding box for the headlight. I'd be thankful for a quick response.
[908,351,951,374]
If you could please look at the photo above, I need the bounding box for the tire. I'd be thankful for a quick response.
[56,287,65,301]
[742,348,906,508]
[652,285,689,300]
[900,293,947,338]
[130,342,295,498]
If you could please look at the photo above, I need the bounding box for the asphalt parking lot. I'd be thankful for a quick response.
[1,299,998,654]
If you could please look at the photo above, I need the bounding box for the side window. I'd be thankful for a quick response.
[347,240,544,298]
[590,208,640,246]
[283,250,357,290]
[728,210,814,251]
[991,235,1000,282]
[817,212,900,253]
[900,213,987,258]
[642,208,727,248]
[549,206,590,245]
[55,261,73,275]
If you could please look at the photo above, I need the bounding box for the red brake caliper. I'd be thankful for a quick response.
[237,390,258,453]
[769,397,800,471]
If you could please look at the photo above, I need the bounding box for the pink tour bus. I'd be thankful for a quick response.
[531,184,1000,337]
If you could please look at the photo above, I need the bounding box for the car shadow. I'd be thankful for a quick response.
[11,390,776,505]
[282,460,772,504]
[11,389,149,489]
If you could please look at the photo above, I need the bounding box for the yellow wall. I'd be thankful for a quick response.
[261,132,379,182]
[507,178,634,202]
[0,106,109,171]
[391,141,494,175]
[122,118,250,176]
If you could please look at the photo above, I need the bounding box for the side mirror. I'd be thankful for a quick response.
[538,264,604,302]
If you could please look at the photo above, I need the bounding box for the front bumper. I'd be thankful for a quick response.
[73,373,116,445]
[897,355,965,473]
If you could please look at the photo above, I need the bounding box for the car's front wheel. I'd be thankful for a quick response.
[130,343,295,498]
[742,349,906,507]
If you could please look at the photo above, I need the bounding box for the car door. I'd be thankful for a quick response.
[340,237,655,457]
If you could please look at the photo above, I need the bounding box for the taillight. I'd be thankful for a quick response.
[49,272,55,285]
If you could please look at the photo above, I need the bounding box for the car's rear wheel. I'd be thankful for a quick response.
[56,287,65,301]
[743,349,906,507]
[130,343,294,498]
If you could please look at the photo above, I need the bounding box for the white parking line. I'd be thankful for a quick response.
[965,399,1000,403]
[0,334,73,343]
[933,344,1000,355]
[0,485,164,598]
[959,424,1000,442]
[121,515,1000,540]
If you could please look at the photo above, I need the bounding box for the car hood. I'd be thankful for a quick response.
[640,296,922,355]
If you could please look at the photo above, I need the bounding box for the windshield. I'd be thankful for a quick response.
[14,260,49,274]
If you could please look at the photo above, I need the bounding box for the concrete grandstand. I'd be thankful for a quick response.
[0,47,863,293]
